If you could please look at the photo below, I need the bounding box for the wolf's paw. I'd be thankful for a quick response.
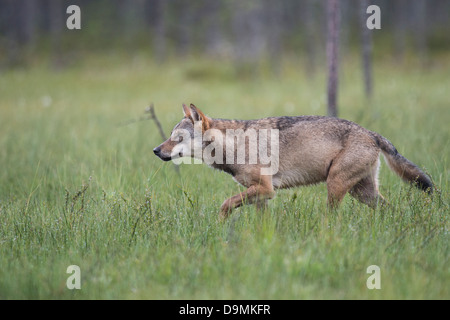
[219,200,233,220]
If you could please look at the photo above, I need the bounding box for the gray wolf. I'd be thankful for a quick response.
[153,104,432,218]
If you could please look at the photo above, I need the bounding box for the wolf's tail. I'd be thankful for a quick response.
[372,133,433,194]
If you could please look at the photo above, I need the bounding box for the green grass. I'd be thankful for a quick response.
[0,53,448,299]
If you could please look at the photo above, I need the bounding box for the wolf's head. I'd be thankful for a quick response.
[153,104,210,161]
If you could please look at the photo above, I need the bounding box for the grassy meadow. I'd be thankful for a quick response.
[0,53,448,299]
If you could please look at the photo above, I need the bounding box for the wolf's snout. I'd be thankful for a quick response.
[153,145,172,161]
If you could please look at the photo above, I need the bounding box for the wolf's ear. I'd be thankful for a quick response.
[182,103,192,119]
[190,104,210,131]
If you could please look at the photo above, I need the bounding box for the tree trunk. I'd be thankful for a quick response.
[326,0,340,117]
[360,0,373,99]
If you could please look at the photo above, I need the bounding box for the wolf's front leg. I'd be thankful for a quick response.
[219,176,274,219]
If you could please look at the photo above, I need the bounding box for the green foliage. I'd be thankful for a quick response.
[0,54,448,299]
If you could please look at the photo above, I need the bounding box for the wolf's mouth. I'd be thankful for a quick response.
[159,155,172,162]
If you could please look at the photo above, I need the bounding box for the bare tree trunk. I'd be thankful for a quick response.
[326,0,340,117]
[360,0,373,99]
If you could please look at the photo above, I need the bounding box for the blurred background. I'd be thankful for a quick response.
[1,0,449,72]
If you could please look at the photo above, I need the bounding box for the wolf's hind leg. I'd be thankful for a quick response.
[349,158,386,208]
[349,175,385,208]
[326,148,380,209]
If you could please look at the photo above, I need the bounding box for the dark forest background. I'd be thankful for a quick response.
[1,0,449,69]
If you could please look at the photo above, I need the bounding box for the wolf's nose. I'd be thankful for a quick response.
[153,147,161,156]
